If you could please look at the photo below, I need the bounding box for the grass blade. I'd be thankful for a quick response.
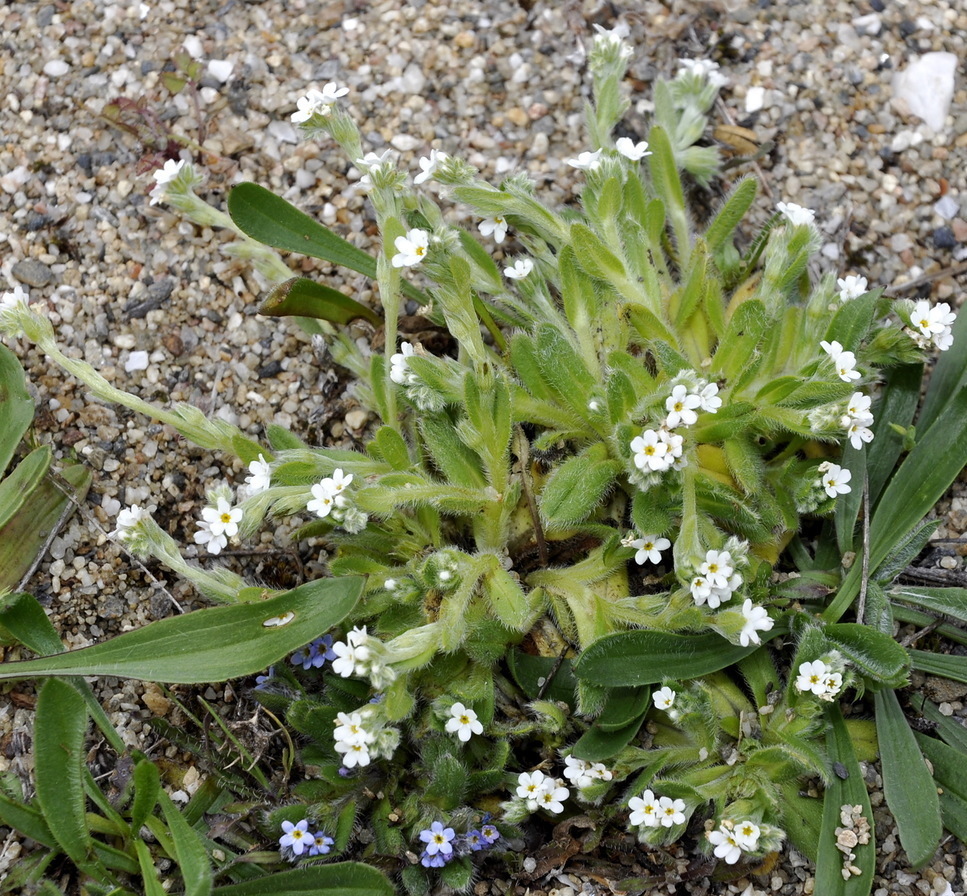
[212,863,395,896]
[0,343,35,474]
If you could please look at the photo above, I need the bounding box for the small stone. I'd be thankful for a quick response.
[745,85,766,113]
[43,59,70,77]
[12,258,53,288]
[890,233,914,252]
[938,702,954,716]
[207,59,234,83]
[892,53,958,132]
[934,226,957,249]
[934,195,960,219]
[454,31,476,48]
[506,107,528,127]
[125,351,149,372]
[390,134,421,151]
[852,13,881,35]
[952,219,967,242]
[345,409,369,431]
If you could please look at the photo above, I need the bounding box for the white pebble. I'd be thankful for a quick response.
[207,59,234,83]
[43,60,70,77]
[892,52,958,132]
[125,351,149,372]
[182,35,204,59]
[390,134,421,151]
[852,13,881,36]
[745,86,766,113]
[101,496,121,516]
[934,195,960,219]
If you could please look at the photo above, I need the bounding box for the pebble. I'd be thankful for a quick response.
[42,59,69,77]
[12,259,54,288]
[124,351,150,372]
[892,52,958,132]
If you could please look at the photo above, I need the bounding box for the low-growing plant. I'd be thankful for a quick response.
[2,24,967,896]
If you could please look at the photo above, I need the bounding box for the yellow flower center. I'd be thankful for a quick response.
[220,512,232,524]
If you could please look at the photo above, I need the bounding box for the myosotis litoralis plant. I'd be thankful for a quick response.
[2,21,967,896]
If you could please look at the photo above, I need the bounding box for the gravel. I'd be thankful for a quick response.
[1,0,966,892]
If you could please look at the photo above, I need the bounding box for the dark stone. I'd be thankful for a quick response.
[25,213,52,231]
[933,226,957,249]
[124,278,174,319]
[258,359,284,379]
[898,18,918,38]
[12,258,54,288]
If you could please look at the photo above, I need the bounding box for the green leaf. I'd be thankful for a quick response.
[570,712,645,762]
[814,705,875,896]
[595,686,651,731]
[914,733,967,803]
[213,864,396,896]
[134,839,167,896]
[823,623,909,688]
[157,791,213,896]
[34,679,96,873]
[538,444,621,529]
[506,651,576,707]
[908,651,967,685]
[259,277,381,326]
[910,297,967,434]
[569,222,627,284]
[919,699,967,753]
[0,445,51,531]
[889,586,967,626]
[646,125,689,261]
[0,790,58,849]
[0,577,362,684]
[485,565,531,632]
[867,363,922,506]
[874,689,941,867]
[228,183,423,302]
[574,630,760,687]
[129,758,160,833]
[369,425,411,471]
[704,176,757,253]
[0,343,35,474]
[825,290,881,352]
[420,415,485,487]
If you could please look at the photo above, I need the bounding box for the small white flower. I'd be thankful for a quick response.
[307,481,337,518]
[334,739,371,768]
[837,275,868,302]
[910,300,956,351]
[795,659,833,696]
[479,215,509,244]
[334,712,374,746]
[321,468,353,494]
[824,671,844,696]
[445,702,483,743]
[733,820,761,849]
[330,641,359,677]
[0,284,29,312]
[630,534,671,565]
[697,381,722,413]
[776,201,816,227]
[665,384,702,428]
[392,228,430,268]
[843,392,874,427]
[708,825,743,864]
[653,686,676,710]
[562,756,611,789]
[631,429,671,472]
[615,137,652,160]
[566,149,603,171]
[847,422,874,450]
[389,341,417,385]
[690,575,712,605]
[628,789,661,828]
[593,22,631,44]
[504,258,534,280]
[820,339,861,382]
[818,462,851,498]
[291,84,347,122]
[658,795,687,827]
[201,497,243,539]
[193,521,228,555]
[149,158,187,205]
[706,571,742,609]
[244,454,272,494]
[112,504,151,540]
[346,626,370,657]
[516,770,547,809]
[677,58,728,88]
[414,149,448,184]
[354,150,393,171]
[537,778,570,814]
[700,549,734,589]
[739,599,774,647]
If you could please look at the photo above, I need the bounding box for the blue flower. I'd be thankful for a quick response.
[254,666,275,690]
[419,849,447,868]
[279,819,311,858]
[308,830,334,856]
[419,821,456,857]
[464,830,485,851]
[480,824,500,845]
[291,635,337,671]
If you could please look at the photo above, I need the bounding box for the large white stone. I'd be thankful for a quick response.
[892,52,958,132]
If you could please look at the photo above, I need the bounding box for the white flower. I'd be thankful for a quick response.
[112,504,151,540]
[699,549,734,589]
[414,149,448,184]
[354,150,393,171]
[631,429,671,472]
[201,497,243,539]
[708,825,743,864]
[346,626,371,661]
[847,422,874,450]
[707,572,742,609]
[820,339,861,382]
[628,789,661,828]
[843,392,873,427]
[562,756,611,789]
[837,275,868,302]
[795,659,834,696]
[658,795,687,827]
[149,158,186,204]
[615,137,651,160]
[504,258,534,280]
[321,468,353,494]
[334,712,374,746]
[330,641,359,677]
[593,22,631,44]
[910,299,956,351]
[334,739,371,768]
[445,702,483,743]
[389,341,417,385]
[566,150,603,171]
[630,534,671,565]
[653,686,676,710]
[776,201,816,227]
[739,599,773,646]
[665,384,701,428]
[690,574,712,605]
[537,778,570,814]
[0,284,28,312]
[733,820,761,849]
[479,215,509,244]
[307,481,337,518]
[279,819,311,855]
[193,521,228,555]
[818,462,851,498]
[244,455,272,495]
[660,428,684,460]
[392,228,430,268]
[291,83,347,122]
[516,770,547,809]
[677,58,728,88]
[697,381,722,412]
[823,671,844,696]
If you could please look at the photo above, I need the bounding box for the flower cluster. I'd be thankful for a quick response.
[628,788,687,829]
[689,547,743,609]
[290,635,337,671]
[290,83,349,123]
[841,391,874,450]
[562,755,613,790]
[707,818,761,863]
[794,659,844,701]
[333,710,376,769]
[330,626,395,688]
[194,493,243,555]
[515,770,570,814]
[278,819,334,859]
[306,468,366,532]
[905,299,956,352]
[837,275,868,302]
[417,820,499,868]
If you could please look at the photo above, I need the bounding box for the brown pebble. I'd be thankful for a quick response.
[454,30,475,48]
[506,107,528,127]
[162,332,185,356]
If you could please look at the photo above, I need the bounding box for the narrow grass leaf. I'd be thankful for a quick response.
[874,689,941,867]
[866,363,922,506]
[0,343,35,473]
[129,758,160,833]
[0,577,362,684]
[134,839,168,896]
[907,650,967,685]
[34,678,96,872]
[888,586,967,625]
[158,791,214,896]
[0,445,50,530]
